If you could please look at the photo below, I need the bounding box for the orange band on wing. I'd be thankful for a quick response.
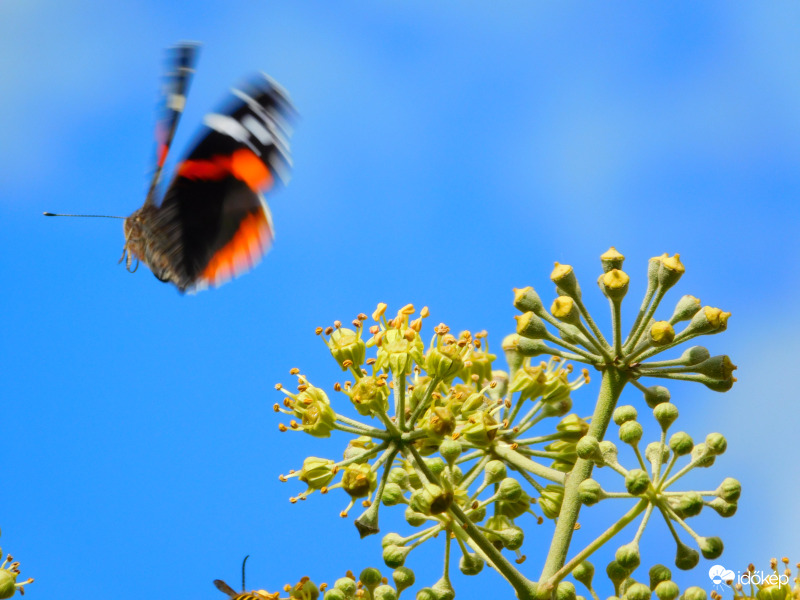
[176,149,274,192]
[199,210,273,287]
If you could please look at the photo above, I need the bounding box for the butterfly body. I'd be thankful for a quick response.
[118,43,294,293]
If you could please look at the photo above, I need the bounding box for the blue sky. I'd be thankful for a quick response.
[2,1,799,598]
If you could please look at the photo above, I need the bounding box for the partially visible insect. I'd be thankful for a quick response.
[44,42,295,294]
[214,556,277,600]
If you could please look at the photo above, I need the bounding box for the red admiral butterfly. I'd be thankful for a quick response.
[45,43,295,293]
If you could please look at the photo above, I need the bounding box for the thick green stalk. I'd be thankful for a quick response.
[538,368,628,591]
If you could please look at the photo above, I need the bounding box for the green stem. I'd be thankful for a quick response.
[492,443,566,484]
[406,444,538,600]
[538,368,628,591]
[396,370,408,430]
[546,499,648,588]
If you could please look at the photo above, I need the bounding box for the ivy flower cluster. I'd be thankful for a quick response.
[271,249,738,600]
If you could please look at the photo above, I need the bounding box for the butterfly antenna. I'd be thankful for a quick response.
[43,212,125,219]
[242,555,250,592]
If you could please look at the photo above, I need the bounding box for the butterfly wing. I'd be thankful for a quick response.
[144,42,201,206]
[151,75,294,292]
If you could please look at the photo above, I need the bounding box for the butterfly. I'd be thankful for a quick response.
[46,42,295,293]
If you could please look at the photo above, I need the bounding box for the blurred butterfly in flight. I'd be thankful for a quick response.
[45,42,295,293]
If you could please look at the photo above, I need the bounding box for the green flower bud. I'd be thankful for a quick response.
[498,489,531,519]
[467,503,487,523]
[557,413,591,439]
[409,483,453,515]
[653,403,678,431]
[344,436,376,463]
[382,532,405,548]
[693,355,737,381]
[514,286,545,313]
[599,269,629,301]
[615,543,641,572]
[290,579,319,600]
[625,469,651,496]
[648,565,672,590]
[424,458,446,478]
[516,311,549,340]
[682,587,707,600]
[654,581,680,600]
[599,441,619,466]
[327,327,366,370]
[498,477,523,501]
[349,376,390,417]
[431,576,456,600]
[613,405,638,425]
[619,421,643,445]
[497,525,525,550]
[678,346,710,366]
[425,405,456,438]
[683,306,731,337]
[383,544,411,568]
[669,432,693,456]
[381,482,405,506]
[0,571,17,600]
[551,263,582,299]
[670,295,701,324]
[483,460,507,484]
[334,577,358,596]
[439,439,462,464]
[416,588,436,600]
[578,479,604,506]
[540,484,565,519]
[607,560,630,587]
[488,370,509,401]
[650,321,675,346]
[324,588,347,600]
[698,536,724,560]
[577,435,602,461]
[705,433,727,455]
[756,585,788,600]
[658,254,685,291]
[706,497,737,518]
[462,411,499,446]
[716,477,741,502]
[425,338,464,381]
[691,443,715,467]
[298,457,337,491]
[342,463,377,498]
[601,247,625,272]
[572,561,595,588]
[623,583,652,600]
[374,584,398,600]
[551,296,580,325]
[669,492,703,518]
[459,552,485,576]
[392,567,415,595]
[388,467,409,488]
[643,385,670,408]
[360,568,383,591]
[557,581,577,600]
[645,442,670,468]
[376,327,425,376]
[674,542,699,571]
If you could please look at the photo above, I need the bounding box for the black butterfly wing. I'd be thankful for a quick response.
[153,75,294,291]
[145,42,200,206]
